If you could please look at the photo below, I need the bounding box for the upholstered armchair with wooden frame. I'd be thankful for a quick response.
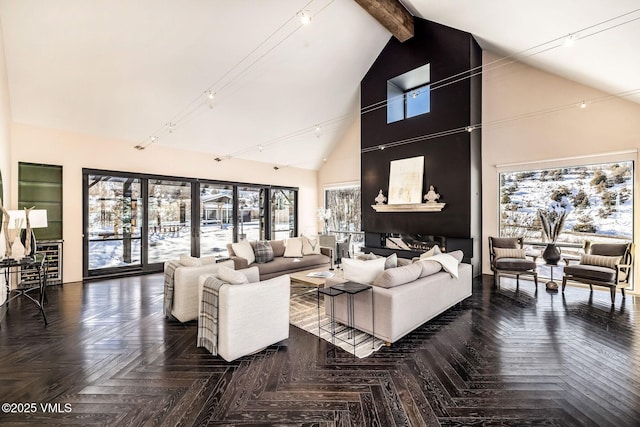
[488,237,538,288]
[562,241,634,304]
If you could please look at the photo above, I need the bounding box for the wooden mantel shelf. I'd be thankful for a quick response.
[371,203,446,212]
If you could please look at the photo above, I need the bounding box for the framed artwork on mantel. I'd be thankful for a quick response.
[388,156,424,204]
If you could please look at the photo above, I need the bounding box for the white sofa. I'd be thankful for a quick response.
[163,258,234,322]
[198,267,290,362]
[325,256,472,344]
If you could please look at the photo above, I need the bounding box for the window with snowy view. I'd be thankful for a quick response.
[499,161,633,246]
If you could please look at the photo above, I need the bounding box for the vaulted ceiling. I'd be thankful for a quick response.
[1,1,638,170]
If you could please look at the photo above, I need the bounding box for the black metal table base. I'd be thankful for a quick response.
[318,281,374,356]
[1,256,48,326]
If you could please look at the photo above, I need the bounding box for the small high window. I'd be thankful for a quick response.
[387,64,431,124]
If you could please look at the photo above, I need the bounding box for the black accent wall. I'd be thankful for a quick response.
[360,18,482,271]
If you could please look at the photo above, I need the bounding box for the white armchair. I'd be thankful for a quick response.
[198,267,290,362]
[163,259,234,322]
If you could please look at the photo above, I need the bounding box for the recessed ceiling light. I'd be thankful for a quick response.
[297,10,312,25]
[564,33,578,47]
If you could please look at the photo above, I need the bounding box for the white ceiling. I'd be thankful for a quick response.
[1,0,638,170]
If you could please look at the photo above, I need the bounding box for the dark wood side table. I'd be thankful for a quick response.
[0,254,48,325]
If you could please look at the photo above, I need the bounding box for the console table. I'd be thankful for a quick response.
[0,255,48,325]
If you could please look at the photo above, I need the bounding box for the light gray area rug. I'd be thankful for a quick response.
[289,287,385,358]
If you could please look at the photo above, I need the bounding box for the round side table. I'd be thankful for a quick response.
[545,263,562,291]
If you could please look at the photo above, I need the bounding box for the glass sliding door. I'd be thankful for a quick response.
[237,186,265,241]
[271,188,296,239]
[84,169,299,279]
[199,183,234,258]
[87,174,142,272]
[147,179,192,264]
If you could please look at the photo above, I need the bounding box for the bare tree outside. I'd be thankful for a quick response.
[325,186,362,251]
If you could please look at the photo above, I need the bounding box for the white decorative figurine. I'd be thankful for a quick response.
[374,189,387,205]
[424,185,440,203]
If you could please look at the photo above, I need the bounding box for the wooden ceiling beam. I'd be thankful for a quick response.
[354,0,414,42]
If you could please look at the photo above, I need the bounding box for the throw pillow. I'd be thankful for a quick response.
[373,262,422,288]
[341,257,386,285]
[357,252,378,261]
[217,265,249,285]
[418,259,443,278]
[270,240,286,257]
[179,254,201,267]
[254,240,275,263]
[283,237,304,258]
[200,256,217,265]
[419,245,442,260]
[494,248,525,260]
[581,254,621,269]
[231,239,256,265]
[384,253,398,269]
[397,257,412,267]
[301,235,321,255]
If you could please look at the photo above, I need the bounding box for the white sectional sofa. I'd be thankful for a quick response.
[325,253,472,344]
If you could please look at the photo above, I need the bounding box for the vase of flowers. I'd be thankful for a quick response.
[537,202,569,265]
[317,208,332,235]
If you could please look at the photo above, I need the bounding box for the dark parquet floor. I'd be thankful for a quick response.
[0,273,639,426]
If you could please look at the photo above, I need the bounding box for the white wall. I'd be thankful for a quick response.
[481,50,640,275]
[0,22,11,304]
[317,115,361,199]
[10,123,318,283]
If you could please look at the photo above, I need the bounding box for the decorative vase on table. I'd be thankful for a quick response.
[542,243,561,265]
[12,235,25,260]
[537,204,569,266]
